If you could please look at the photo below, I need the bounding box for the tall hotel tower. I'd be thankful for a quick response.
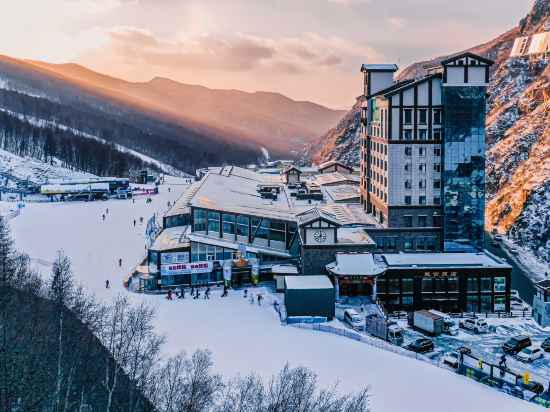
[359,53,493,252]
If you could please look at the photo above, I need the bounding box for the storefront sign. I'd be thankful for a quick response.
[423,271,458,278]
[160,261,213,276]
[161,252,190,265]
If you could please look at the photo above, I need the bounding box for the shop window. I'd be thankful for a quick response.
[402,296,414,307]
[422,278,433,293]
[448,277,458,293]
[467,295,479,313]
[494,295,506,312]
[402,278,414,294]
[388,279,400,294]
[434,278,446,293]
[480,295,492,313]
[480,277,492,292]
[467,277,479,292]
[494,277,506,293]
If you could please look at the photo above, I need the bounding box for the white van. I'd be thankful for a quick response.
[344,309,364,331]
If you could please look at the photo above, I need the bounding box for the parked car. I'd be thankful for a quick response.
[460,318,488,333]
[541,337,550,352]
[517,345,544,363]
[521,381,545,395]
[442,352,460,368]
[406,338,434,353]
[503,335,532,354]
[493,234,503,242]
[343,309,364,331]
[509,247,520,255]
[457,346,472,355]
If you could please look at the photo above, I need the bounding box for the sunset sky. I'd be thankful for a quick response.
[1,0,534,108]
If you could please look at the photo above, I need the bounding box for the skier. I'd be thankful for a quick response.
[168,187,171,192]
[140,216,144,224]
[118,258,122,267]
[499,354,507,370]
[190,286,195,296]
[243,289,248,299]
[194,288,200,299]
[167,289,173,300]
[204,287,211,299]
[178,286,185,299]
[249,293,255,304]
[257,294,263,306]
[105,279,110,289]
[102,214,106,221]
[133,219,136,227]
[132,198,135,204]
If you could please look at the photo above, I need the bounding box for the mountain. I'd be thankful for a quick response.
[23,59,345,156]
[308,0,550,266]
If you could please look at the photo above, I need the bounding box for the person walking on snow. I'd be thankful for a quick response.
[133,219,136,227]
[105,279,110,289]
[257,294,263,306]
[204,287,210,299]
[106,208,109,215]
[167,289,173,300]
[102,214,105,221]
[118,258,122,267]
[178,286,185,299]
[243,289,248,299]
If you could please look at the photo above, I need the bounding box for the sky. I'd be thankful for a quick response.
[1,0,534,109]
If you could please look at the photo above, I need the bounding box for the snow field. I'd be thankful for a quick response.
[8,178,539,412]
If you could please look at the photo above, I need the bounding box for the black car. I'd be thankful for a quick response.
[521,381,545,395]
[542,337,550,352]
[502,335,531,354]
[407,338,434,353]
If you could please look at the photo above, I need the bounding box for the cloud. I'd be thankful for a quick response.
[90,28,380,75]
[387,16,406,30]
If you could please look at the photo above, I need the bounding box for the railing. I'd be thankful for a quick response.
[289,322,437,366]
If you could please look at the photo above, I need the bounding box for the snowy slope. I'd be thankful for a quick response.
[7,180,538,412]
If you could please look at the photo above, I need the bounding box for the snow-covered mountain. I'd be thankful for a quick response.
[307,0,550,267]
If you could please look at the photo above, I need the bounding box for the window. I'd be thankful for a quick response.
[404,163,411,172]
[402,296,414,306]
[404,130,412,140]
[433,163,441,172]
[448,277,458,293]
[433,214,442,226]
[419,147,426,156]
[208,211,220,234]
[433,196,441,205]
[494,277,506,293]
[404,238,414,250]
[494,295,506,312]
[193,209,207,232]
[480,277,492,292]
[435,278,446,293]
[419,196,426,205]
[405,146,412,156]
[481,295,492,313]
[433,110,442,125]
[222,213,236,236]
[419,129,427,140]
[404,180,412,189]
[419,109,427,124]
[418,215,427,227]
[403,215,413,227]
[269,220,286,244]
[433,129,442,140]
[236,215,249,238]
[467,295,479,313]
[419,180,426,189]
[467,277,479,292]
[404,195,412,205]
[419,163,426,172]
[404,109,412,124]
[402,278,414,294]
[422,278,433,293]
[388,279,400,294]
[434,147,441,156]
[433,180,441,189]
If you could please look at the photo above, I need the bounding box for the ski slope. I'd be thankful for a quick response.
[8,178,539,412]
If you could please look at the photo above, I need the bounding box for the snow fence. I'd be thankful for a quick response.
[290,322,437,366]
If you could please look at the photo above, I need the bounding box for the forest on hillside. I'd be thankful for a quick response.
[0,217,370,412]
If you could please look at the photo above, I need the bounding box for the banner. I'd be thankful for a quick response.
[223,261,232,282]
[161,261,213,276]
[161,252,189,265]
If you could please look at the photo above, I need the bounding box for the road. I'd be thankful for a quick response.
[484,233,536,305]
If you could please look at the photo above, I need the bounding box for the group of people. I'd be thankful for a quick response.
[166,284,231,300]
[244,289,264,306]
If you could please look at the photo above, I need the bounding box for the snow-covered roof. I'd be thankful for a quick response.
[188,166,297,221]
[318,160,353,171]
[271,264,299,275]
[285,275,334,290]
[296,207,341,227]
[164,181,201,217]
[360,64,398,72]
[314,172,359,187]
[326,253,386,276]
[336,227,376,245]
[40,182,110,194]
[151,226,190,251]
[323,184,360,203]
[320,204,380,227]
[381,252,511,269]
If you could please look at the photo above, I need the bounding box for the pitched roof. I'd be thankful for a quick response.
[296,207,341,227]
[318,160,353,171]
[368,79,415,98]
[326,253,386,276]
[383,73,442,97]
[282,165,302,174]
[440,52,494,66]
